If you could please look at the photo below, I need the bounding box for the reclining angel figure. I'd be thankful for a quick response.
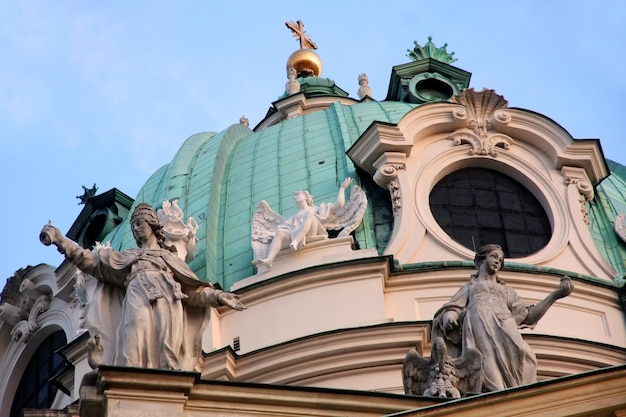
[252,177,367,270]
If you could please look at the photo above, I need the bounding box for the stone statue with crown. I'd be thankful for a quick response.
[40,201,245,373]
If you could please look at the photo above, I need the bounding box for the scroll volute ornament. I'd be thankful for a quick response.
[450,88,513,157]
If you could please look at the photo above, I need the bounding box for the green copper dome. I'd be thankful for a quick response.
[99,98,626,290]
[98,36,626,290]
[277,76,350,100]
[103,100,418,290]
[589,159,626,280]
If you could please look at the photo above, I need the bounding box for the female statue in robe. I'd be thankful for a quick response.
[432,244,573,391]
[41,203,245,372]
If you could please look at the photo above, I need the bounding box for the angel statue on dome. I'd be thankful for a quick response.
[251,177,367,271]
[40,202,245,373]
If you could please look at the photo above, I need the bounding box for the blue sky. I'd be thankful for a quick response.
[1,1,625,286]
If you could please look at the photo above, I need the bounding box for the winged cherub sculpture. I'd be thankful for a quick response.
[252,178,367,271]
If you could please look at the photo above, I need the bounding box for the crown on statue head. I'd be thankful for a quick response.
[131,203,159,223]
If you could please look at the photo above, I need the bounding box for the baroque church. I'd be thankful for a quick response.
[1,23,625,417]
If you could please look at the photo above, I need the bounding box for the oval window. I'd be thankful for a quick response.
[429,168,551,258]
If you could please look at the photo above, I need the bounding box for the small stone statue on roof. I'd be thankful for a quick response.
[285,66,300,96]
[403,243,573,397]
[357,73,373,99]
[251,178,367,271]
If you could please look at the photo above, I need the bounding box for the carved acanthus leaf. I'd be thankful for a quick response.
[449,131,513,157]
[27,294,50,334]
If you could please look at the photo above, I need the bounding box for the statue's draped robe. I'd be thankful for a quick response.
[65,244,221,371]
[281,203,332,245]
[433,278,537,391]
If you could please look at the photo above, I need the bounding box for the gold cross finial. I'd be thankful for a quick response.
[285,20,317,50]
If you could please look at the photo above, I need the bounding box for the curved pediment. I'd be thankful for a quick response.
[347,88,616,282]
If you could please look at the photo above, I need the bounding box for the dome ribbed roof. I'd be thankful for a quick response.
[103,101,418,289]
[589,159,626,278]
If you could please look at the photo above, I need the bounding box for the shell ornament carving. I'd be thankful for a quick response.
[451,88,509,123]
[450,88,513,157]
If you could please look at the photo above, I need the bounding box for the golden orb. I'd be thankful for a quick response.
[286,49,323,77]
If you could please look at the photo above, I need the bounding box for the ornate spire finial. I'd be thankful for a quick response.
[407,36,456,64]
[285,20,317,50]
[284,20,322,78]
[77,184,97,205]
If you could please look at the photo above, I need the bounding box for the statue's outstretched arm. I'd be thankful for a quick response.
[523,276,573,326]
[330,177,353,214]
[194,287,246,311]
[40,222,99,275]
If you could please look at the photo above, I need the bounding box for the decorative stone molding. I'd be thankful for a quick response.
[371,153,407,218]
[0,301,28,326]
[493,109,512,124]
[9,321,30,343]
[451,88,509,127]
[10,294,50,343]
[346,124,411,177]
[389,179,402,215]
[449,130,513,157]
[374,163,405,188]
[27,294,50,334]
[0,271,54,343]
[563,176,594,201]
[562,166,595,226]
[202,321,430,385]
[449,88,513,157]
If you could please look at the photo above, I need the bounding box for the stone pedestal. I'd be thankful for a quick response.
[235,236,378,290]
